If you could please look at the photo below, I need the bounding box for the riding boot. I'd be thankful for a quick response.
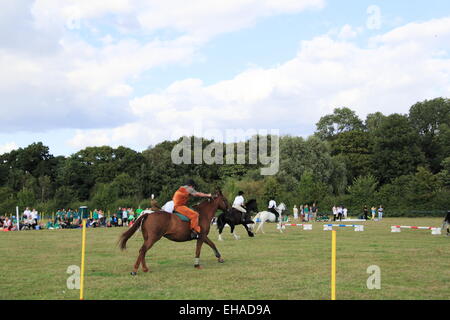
[242,212,246,223]
[190,230,200,240]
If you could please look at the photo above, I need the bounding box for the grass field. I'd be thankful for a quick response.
[0,217,448,300]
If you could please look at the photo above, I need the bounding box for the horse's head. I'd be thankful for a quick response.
[278,203,286,212]
[212,188,231,212]
[246,199,258,213]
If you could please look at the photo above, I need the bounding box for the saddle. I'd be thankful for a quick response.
[173,210,190,222]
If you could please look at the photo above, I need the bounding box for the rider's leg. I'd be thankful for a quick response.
[233,205,247,222]
[174,206,201,234]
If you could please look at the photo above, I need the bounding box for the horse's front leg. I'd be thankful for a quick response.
[194,239,204,269]
[203,236,224,263]
[243,224,254,237]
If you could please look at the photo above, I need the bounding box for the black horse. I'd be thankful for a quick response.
[216,199,258,241]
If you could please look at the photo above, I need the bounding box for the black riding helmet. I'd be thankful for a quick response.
[185,179,198,189]
[238,191,244,195]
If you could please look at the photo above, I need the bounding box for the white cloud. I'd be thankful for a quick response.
[0,0,324,135]
[0,142,19,155]
[67,17,450,150]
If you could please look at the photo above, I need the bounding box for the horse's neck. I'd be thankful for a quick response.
[197,199,219,219]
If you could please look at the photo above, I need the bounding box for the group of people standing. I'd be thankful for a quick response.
[292,204,318,222]
[362,206,384,220]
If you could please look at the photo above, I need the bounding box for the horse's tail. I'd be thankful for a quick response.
[216,213,226,230]
[118,213,149,250]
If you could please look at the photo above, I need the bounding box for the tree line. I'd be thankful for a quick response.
[1,98,449,217]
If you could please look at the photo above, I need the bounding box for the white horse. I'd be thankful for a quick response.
[252,203,286,234]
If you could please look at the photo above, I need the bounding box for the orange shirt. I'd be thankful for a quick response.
[173,186,197,207]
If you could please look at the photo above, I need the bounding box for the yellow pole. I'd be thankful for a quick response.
[80,219,87,300]
[331,230,336,300]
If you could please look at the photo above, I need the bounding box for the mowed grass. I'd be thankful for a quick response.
[0,218,448,300]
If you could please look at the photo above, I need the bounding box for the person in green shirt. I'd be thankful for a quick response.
[135,207,143,218]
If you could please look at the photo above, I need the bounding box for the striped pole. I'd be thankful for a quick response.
[331,230,336,300]
[80,219,87,300]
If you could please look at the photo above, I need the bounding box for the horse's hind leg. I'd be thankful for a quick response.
[218,225,225,241]
[230,224,240,240]
[140,236,162,272]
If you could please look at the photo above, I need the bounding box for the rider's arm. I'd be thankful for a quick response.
[186,186,211,198]
[192,192,212,198]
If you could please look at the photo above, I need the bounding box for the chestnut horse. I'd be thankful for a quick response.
[119,190,230,274]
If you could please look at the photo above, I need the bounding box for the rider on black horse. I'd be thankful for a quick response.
[232,191,247,222]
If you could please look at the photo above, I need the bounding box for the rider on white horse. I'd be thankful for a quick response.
[268,199,279,222]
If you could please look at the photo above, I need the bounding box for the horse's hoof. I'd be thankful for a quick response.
[194,265,203,269]
[218,258,224,263]
[249,233,255,237]
[142,268,149,273]
[130,272,137,276]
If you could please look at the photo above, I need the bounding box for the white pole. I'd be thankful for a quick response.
[16,206,20,231]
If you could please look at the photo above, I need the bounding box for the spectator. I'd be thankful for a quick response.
[135,207,143,218]
[332,205,338,221]
[31,208,38,226]
[111,214,119,227]
[2,217,12,231]
[371,206,377,220]
[303,205,309,222]
[299,205,304,222]
[23,207,31,220]
[363,206,369,220]
[311,203,317,221]
[128,211,135,225]
[343,206,348,220]
[122,208,128,227]
[378,205,384,220]
[337,206,343,221]
[293,205,298,220]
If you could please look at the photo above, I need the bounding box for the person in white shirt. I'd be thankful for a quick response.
[293,205,299,220]
[162,200,175,213]
[31,209,38,223]
[337,206,343,221]
[23,207,31,220]
[343,207,348,219]
[332,205,337,221]
[122,208,128,227]
[232,191,247,222]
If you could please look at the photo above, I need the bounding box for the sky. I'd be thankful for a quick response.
[1,0,450,156]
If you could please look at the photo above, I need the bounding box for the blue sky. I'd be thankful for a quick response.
[1,0,450,156]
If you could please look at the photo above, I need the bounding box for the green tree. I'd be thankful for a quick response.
[409,98,450,172]
[347,175,378,212]
[17,187,36,208]
[370,114,425,183]
[315,107,365,140]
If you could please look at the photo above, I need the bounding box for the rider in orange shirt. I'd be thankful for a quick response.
[173,179,212,238]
